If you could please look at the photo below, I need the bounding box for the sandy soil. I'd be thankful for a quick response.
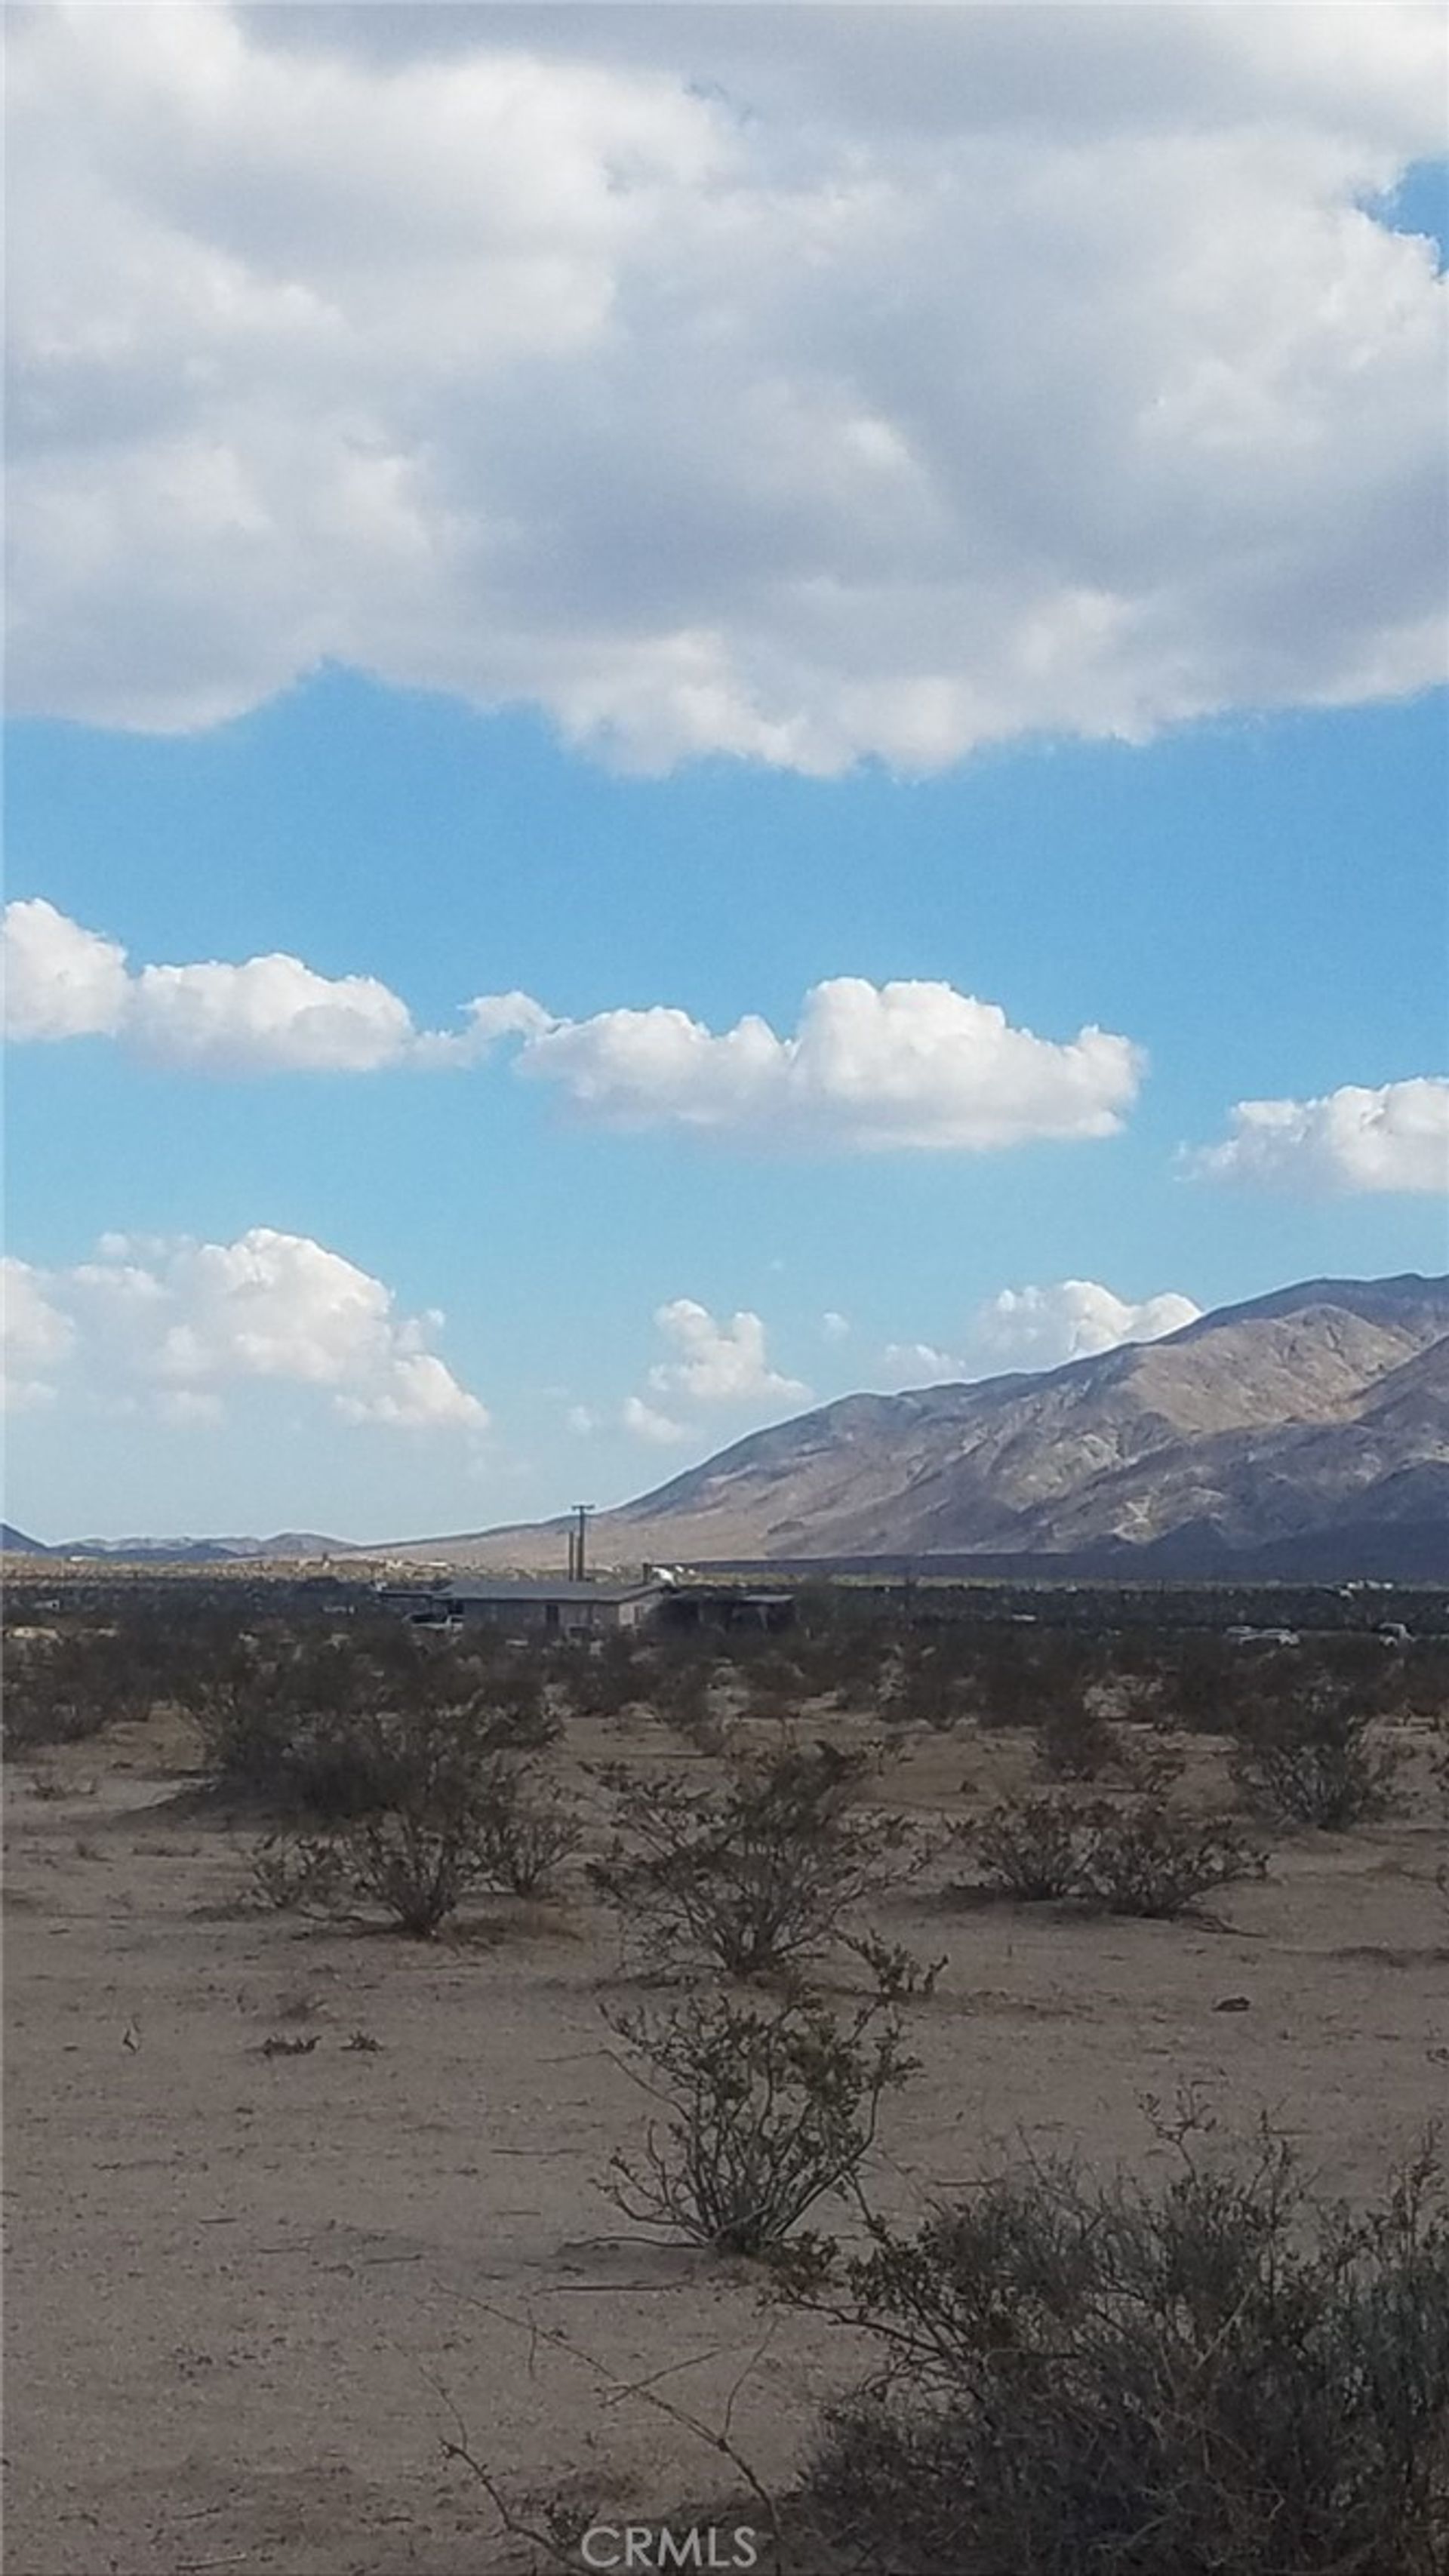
[8,1703,1447,2576]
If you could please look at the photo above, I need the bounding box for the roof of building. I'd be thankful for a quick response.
[437,1577,663,1605]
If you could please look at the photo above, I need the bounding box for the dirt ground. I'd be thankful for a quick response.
[8,1701,1448,2576]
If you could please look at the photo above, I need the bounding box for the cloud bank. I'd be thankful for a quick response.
[4,905,1141,1151]
[8,5,1445,768]
[2,1229,488,1429]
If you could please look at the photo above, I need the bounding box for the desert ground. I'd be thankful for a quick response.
[8,1684,1448,2576]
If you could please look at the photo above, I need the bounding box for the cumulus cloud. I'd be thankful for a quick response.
[501,978,1143,1151]
[5,908,1142,1150]
[2,900,130,1042]
[4,1229,488,1428]
[647,1300,810,1411]
[971,1281,1204,1369]
[878,1279,1202,1386]
[1189,1079,1449,1194]
[3,898,420,1073]
[620,1393,692,1448]
[7,5,1445,767]
[2,1256,75,1409]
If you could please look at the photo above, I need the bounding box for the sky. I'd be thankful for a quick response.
[5,2,1447,1545]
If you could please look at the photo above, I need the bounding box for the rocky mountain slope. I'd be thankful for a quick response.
[403,1276,1448,1574]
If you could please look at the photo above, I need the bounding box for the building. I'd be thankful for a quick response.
[380,1577,665,1636]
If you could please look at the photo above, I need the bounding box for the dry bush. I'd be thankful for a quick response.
[601,1992,915,2258]
[1075,1798,1267,1918]
[1232,1687,1404,1831]
[1034,1692,1124,1780]
[964,1793,1265,1918]
[475,1774,583,1896]
[795,2125,1449,2576]
[192,1623,553,1816]
[251,1710,569,1935]
[964,1793,1088,1900]
[589,1743,918,1981]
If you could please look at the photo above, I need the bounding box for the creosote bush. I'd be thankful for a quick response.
[590,1741,920,1980]
[601,1992,915,2259]
[964,1793,1265,1918]
[1232,1685,1404,1830]
[1075,1798,1266,1917]
[965,1793,1085,1901]
[252,1703,573,1935]
[796,2125,1449,2575]
[191,1620,553,1815]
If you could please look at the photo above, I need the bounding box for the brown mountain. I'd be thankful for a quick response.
[392,1275,1449,1577]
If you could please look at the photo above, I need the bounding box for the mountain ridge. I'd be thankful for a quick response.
[7,1277,1445,1577]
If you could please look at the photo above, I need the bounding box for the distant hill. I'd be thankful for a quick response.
[0,1531,346,1564]
[1,1523,51,1556]
[382,1274,1449,1580]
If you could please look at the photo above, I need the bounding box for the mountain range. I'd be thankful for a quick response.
[7,1276,1447,1580]
[383,1273,1449,1580]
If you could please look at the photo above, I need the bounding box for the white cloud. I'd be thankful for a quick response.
[620,1393,691,1448]
[503,977,1142,1152]
[880,1340,969,1388]
[129,954,415,1075]
[878,1279,1202,1386]
[7,6,1445,768]
[820,1310,851,1343]
[971,1281,1204,1370]
[6,909,1141,1151]
[648,1299,810,1411]
[2,900,130,1041]
[1189,1079,1449,1195]
[6,1229,488,1430]
[3,897,422,1073]
[568,1392,692,1446]
[2,1257,75,1409]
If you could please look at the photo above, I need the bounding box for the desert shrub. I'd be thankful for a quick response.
[563,1632,646,1720]
[251,1707,563,1935]
[1034,1692,1124,1780]
[1074,1798,1266,1918]
[589,1743,916,1980]
[475,1773,583,1895]
[881,1643,970,1732]
[796,2128,1449,2576]
[3,1599,236,1748]
[601,1993,915,2258]
[964,1794,1264,1917]
[652,1652,728,1753]
[191,1625,554,1814]
[1232,1688,1403,1830]
[838,1926,947,2002]
[965,1793,1087,1900]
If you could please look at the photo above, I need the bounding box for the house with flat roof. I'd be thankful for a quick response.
[380,1577,664,1635]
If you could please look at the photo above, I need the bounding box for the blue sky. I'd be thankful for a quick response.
[5,6,1447,1543]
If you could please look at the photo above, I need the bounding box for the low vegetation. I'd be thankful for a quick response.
[589,1740,921,1980]
[796,2123,1449,2576]
[964,1792,1266,1917]
[601,1992,915,2260]
[1231,1682,1404,1830]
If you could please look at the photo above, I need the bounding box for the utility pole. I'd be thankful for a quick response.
[569,1502,595,1583]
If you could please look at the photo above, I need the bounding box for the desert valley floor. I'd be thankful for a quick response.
[8,1697,1449,2576]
